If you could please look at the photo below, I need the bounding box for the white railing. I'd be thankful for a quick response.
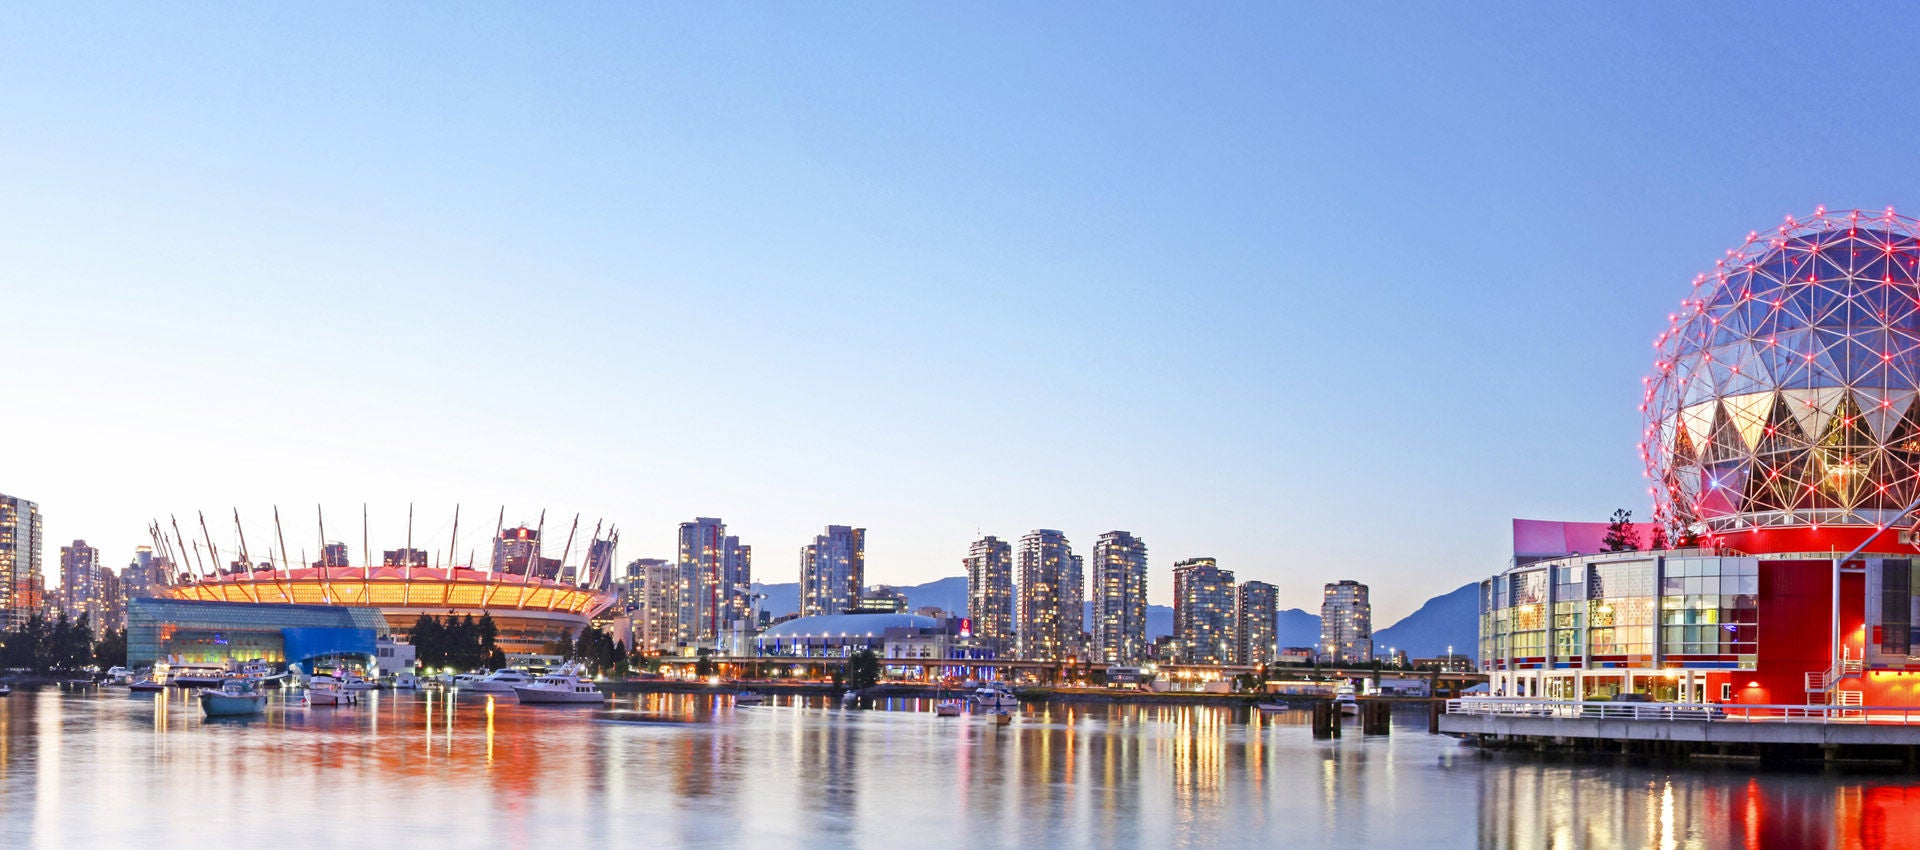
[1446,698,1920,725]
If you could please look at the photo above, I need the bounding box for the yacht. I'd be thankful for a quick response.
[199,678,267,718]
[511,665,604,705]
[104,667,134,685]
[342,675,380,691]
[464,669,534,694]
[971,684,1018,709]
[390,673,424,690]
[307,674,358,706]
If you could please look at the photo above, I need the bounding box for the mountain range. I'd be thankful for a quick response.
[750,577,1480,661]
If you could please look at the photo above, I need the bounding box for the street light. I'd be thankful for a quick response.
[1826,494,1920,689]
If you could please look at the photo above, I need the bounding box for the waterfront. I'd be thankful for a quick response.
[0,689,1914,848]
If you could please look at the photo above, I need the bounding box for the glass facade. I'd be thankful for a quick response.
[129,598,388,667]
[1659,557,1759,664]
[1480,553,1759,673]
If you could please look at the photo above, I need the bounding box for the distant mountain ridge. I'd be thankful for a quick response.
[749,576,1477,661]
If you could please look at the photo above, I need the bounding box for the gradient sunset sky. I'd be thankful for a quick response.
[8,4,1920,622]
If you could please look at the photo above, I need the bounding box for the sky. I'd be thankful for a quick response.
[8,4,1920,624]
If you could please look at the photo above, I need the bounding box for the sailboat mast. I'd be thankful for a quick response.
[448,505,460,570]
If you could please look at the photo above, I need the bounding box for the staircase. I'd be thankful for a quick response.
[1804,649,1865,704]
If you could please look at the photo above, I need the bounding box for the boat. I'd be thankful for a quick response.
[933,700,965,717]
[199,678,267,718]
[993,708,1013,726]
[0,683,10,697]
[104,666,134,685]
[1254,702,1290,712]
[1334,684,1359,716]
[129,678,164,693]
[390,673,424,690]
[163,663,231,688]
[971,684,1018,709]
[306,674,358,706]
[463,669,534,694]
[238,661,287,687]
[841,690,858,707]
[511,665,604,705]
[342,675,380,691]
[733,691,766,705]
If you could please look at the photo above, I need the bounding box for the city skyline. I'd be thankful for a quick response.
[17,7,1920,625]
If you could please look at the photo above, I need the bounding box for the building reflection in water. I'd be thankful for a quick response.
[1475,755,1920,849]
[5,690,1920,847]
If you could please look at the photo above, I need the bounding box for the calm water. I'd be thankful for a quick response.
[0,687,1916,849]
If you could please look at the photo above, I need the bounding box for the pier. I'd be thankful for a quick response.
[1439,698,1920,763]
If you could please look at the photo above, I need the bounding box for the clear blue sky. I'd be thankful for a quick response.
[6,4,1920,623]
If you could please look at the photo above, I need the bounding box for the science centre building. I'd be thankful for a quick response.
[1482,208,1920,706]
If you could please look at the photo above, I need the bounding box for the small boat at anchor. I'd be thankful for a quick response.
[933,700,965,717]
[733,691,766,705]
[199,678,267,718]
[306,674,358,706]
[971,684,1018,709]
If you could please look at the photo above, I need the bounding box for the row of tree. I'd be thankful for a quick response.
[0,613,127,672]
[408,613,506,671]
[547,624,626,676]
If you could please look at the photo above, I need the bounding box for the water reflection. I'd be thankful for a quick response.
[0,690,1916,847]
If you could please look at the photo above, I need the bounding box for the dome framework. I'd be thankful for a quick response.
[1644,208,1920,533]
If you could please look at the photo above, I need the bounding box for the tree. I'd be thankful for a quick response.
[1649,523,1669,551]
[1601,508,1641,552]
[846,649,881,691]
[93,628,127,669]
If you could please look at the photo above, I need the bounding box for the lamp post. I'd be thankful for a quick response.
[1827,494,1920,689]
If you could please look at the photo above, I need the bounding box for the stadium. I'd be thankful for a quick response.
[153,509,617,655]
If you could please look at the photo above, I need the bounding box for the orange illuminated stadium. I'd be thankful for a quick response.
[154,508,619,654]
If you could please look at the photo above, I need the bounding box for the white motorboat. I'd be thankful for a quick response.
[306,674,358,706]
[0,683,10,697]
[199,678,267,718]
[971,685,1018,709]
[933,700,964,717]
[104,666,134,685]
[733,691,766,705]
[1334,684,1359,716]
[342,675,380,691]
[129,678,164,693]
[390,673,424,690]
[464,669,534,694]
[163,663,231,688]
[511,666,604,705]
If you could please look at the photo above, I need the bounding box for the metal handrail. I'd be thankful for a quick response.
[1446,697,1920,724]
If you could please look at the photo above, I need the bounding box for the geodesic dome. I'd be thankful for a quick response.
[1643,208,1920,533]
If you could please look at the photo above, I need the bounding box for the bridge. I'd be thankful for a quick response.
[657,655,1486,693]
